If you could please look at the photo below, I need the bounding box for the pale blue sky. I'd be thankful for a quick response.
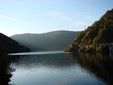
[0,0,113,36]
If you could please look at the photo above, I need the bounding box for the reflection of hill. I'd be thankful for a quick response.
[9,54,75,69]
[0,55,13,85]
[69,53,113,85]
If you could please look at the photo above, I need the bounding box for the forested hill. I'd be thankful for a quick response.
[0,33,30,54]
[11,31,80,51]
[65,9,113,53]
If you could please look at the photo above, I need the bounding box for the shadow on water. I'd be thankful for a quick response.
[0,54,14,85]
[9,53,75,69]
[68,53,113,85]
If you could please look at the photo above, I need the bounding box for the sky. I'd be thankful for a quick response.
[0,0,113,36]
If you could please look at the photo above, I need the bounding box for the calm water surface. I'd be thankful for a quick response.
[6,51,113,85]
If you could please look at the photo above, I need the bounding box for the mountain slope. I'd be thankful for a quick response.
[11,31,80,51]
[65,9,113,53]
[0,33,30,53]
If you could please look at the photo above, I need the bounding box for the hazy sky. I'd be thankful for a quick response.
[0,0,113,36]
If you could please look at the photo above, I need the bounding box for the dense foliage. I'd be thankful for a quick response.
[65,9,113,53]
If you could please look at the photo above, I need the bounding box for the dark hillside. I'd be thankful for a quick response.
[0,33,30,53]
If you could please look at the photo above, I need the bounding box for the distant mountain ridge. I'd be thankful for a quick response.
[0,33,30,53]
[11,30,80,51]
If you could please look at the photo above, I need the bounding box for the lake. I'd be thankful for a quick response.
[2,51,113,85]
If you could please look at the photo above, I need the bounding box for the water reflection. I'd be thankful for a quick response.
[0,55,13,85]
[69,53,113,85]
[9,53,108,85]
[10,54,83,85]
[3,51,113,85]
[9,54,75,69]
